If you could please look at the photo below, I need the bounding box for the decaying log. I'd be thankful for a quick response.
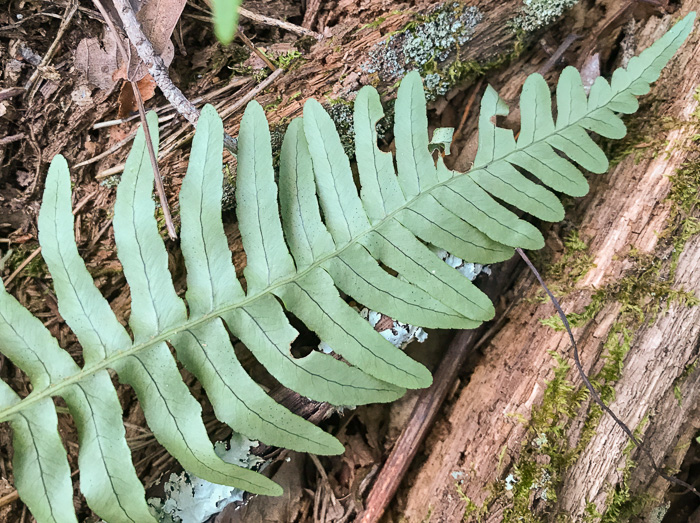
[389,3,700,521]
[213,0,553,139]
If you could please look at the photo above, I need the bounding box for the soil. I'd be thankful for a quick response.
[0,0,698,522]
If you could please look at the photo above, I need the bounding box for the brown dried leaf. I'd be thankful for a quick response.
[74,0,186,94]
[75,35,120,90]
[117,74,157,118]
[126,0,186,81]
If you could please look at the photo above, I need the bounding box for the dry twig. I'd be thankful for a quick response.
[91,0,178,240]
[237,27,278,71]
[111,0,200,127]
[92,76,251,130]
[3,191,98,286]
[24,0,78,103]
[453,77,483,141]
[95,67,283,179]
[240,6,322,39]
[0,134,26,147]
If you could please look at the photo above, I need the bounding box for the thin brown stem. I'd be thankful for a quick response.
[237,27,277,71]
[516,247,700,499]
[91,0,178,240]
[25,0,78,103]
[131,82,178,240]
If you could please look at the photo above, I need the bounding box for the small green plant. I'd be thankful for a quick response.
[276,50,303,69]
[0,12,695,522]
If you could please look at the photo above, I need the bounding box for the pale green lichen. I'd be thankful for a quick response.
[362,3,482,98]
[512,0,579,33]
[326,101,356,157]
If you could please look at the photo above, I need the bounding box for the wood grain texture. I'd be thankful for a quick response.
[392,3,700,521]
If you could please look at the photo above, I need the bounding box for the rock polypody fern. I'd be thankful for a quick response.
[0,12,695,522]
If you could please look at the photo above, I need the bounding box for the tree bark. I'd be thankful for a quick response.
[219,0,529,136]
[390,3,700,522]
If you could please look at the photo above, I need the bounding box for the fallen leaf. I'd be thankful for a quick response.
[75,34,120,90]
[117,74,157,117]
[75,0,186,104]
[125,0,186,81]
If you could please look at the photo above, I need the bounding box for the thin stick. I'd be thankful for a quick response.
[91,0,178,240]
[240,6,322,39]
[95,67,282,179]
[0,490,19,510]
[218,67,284,120]
[192,0,321,39]
[537,33,580,75]
[91,76,251,129]
[453,77,483,141]
[73,132,137,168]
[237,27,277,71]
[24,0,78,102]
[131,82,178,239]
[0,134,25,147]
[3,191,97,286]
[109,0,239,155]
[0,87,24,101]
[515,247,700,498]
[111,0,200,127]
[3,248,43,287]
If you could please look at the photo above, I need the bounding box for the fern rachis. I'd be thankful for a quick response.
[0,12,695,522]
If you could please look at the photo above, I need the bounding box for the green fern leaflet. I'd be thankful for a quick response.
[0,12,694,522]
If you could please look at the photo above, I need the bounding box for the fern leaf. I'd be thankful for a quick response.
[0,12,693,520]
[238,100,430,388]
[0,378,75,523]
[354,87,405,222]
[111,112,282,495]
[35,158,157,522]
[178,105,344,455]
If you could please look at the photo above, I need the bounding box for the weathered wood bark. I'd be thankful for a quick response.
[227,0,525,132]
[390,4,700,522]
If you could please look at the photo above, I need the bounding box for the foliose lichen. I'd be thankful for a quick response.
[511,0,579,33]
[326,101,356,158]
[149,435,264,523]
[362,3,483,98]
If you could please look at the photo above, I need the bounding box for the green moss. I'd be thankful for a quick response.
[660,159,700,278]
[494,353,587,521]
[358,16,387,32]
[603,89,700,169]
[598,421,654,522]
[541,250,698,332]
[457,484,491,522]
[263,96,283,112]
[580,424,654,523]
[673,358,699,405]
[605,110,678,168]
[534,230,596,303]
[275,50,304,70]
[6,244,48,278]
[498,174,699,519]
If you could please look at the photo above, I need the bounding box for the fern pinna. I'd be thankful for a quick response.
[0,12,694,522]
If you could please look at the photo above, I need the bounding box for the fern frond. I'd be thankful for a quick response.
[0,12,694,521]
